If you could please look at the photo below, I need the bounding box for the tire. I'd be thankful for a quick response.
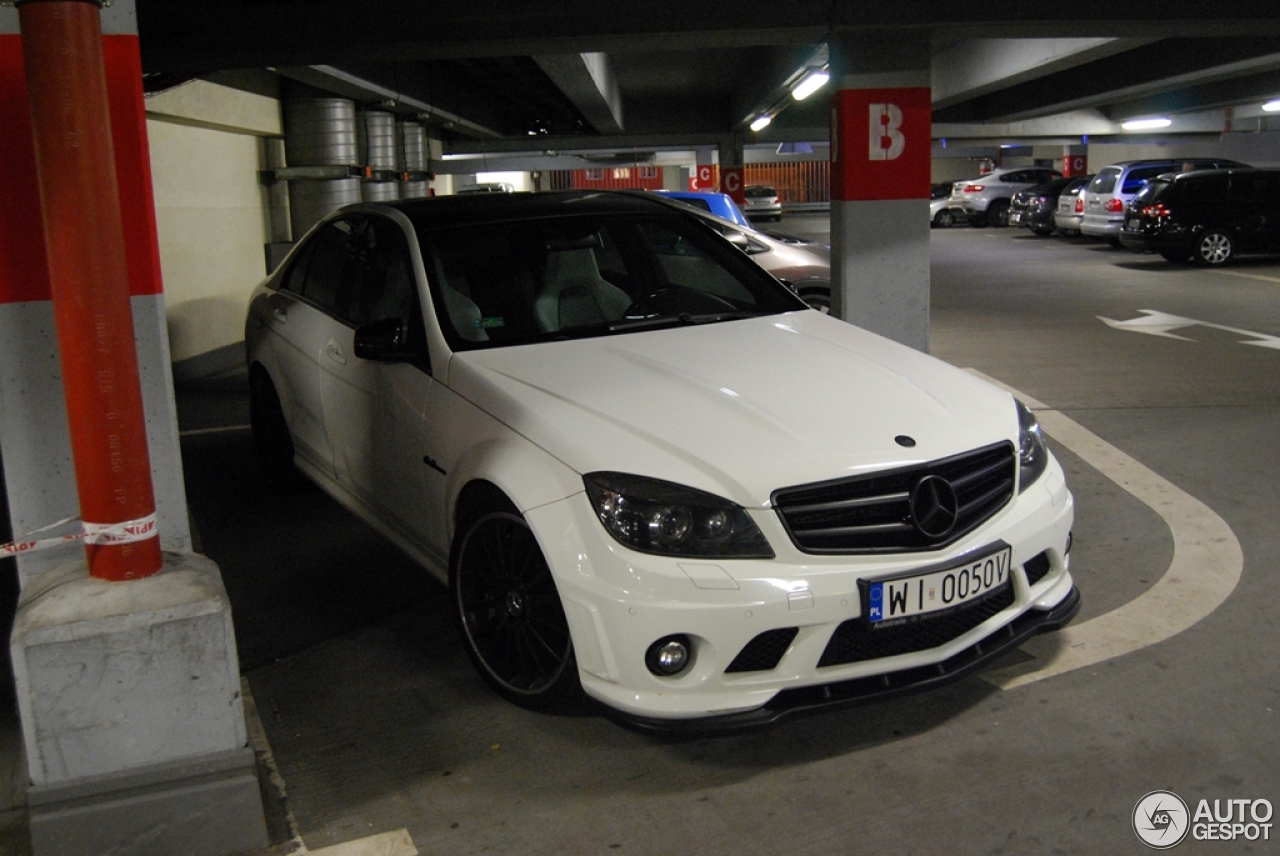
[1194,230,1234,266]
[249,369,307,490]
[987,201,1010,228]
[450,496,581,711]
[1031,225,1054,237]
[798,286,831,314]
[932,210,956,229]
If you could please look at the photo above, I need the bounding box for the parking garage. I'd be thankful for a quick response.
[1,3,1279,855]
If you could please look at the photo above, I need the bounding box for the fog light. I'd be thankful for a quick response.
[646,635,692,676]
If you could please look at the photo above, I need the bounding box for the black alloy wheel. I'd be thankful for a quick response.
[451,503,580,710]
[932,209,956,228]
[1195,230,1234,266]
[987,201,1011,227]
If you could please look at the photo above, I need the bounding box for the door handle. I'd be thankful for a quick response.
[326,340,347,365]
[272,307,288,322]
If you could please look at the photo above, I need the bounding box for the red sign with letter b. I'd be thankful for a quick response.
[831,87,930,202]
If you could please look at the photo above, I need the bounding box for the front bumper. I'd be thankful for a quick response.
[524,455,1077,728]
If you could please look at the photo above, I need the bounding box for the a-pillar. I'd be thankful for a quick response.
[829,31,932,351]
[0,2,266,853]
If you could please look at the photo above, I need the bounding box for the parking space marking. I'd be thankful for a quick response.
[308,829,418,856]
[965,372,1244,690]
[1212,269,1280,285]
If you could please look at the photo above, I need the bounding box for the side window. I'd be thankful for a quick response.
[301,218,357,316]
[1182,176,1229,202]
[1121,166,1171,194]
[348,217,417,327]
[1227,172,1280,204]
[279,240,316,295]
[1000,171,1025,183]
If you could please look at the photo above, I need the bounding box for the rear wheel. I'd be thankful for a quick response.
[249,369,307,490]
[932,209,956,228]
[450,496,580,711]
[987,201,1010,227]
[1194,230,1234,266]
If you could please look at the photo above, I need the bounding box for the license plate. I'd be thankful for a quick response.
[864,545,1012,626]
[1008,212,1023,224]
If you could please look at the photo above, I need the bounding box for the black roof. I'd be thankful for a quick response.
[354,190,683,231]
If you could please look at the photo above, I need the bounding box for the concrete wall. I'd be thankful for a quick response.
[146,81,281,377]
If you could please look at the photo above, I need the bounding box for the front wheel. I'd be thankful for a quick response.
[1194,230,1234,266]
[798,285,831,314]
[451,499,580,711]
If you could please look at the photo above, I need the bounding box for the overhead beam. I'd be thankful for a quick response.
[533,53,624,133]
[931,38,1158,110]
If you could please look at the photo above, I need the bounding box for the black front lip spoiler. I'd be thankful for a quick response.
[608,585,1082,738]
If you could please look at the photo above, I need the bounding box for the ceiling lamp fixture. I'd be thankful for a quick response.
[791,70,830,101]
[750,114,772,132]
[1122,117,1172,131]
[1262,100,1280,113]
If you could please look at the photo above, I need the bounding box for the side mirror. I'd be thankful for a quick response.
[354,317,414,361]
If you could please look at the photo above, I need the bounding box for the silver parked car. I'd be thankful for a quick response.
[948,167,1061,227]
[1079,158,1248,244]
[1052,176,1093,236]
[743,184,783,221]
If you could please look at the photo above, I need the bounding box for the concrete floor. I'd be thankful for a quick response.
[5,221,1279,854]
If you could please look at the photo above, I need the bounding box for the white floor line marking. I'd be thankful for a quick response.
[964,371,1244,690]
[307,828,419,856]
[178,424,252,437]
[1212,269,1280,285]
[242,677,419,856]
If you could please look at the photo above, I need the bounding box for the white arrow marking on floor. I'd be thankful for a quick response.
[1099,309,1280,349]
[967,373,1244,690]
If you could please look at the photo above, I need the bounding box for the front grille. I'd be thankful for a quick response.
[725,628,799,673]
[772,443,1015,555]
[817,585,1015,668]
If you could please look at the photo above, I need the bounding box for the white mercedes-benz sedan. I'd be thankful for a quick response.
[245,191,1078,733]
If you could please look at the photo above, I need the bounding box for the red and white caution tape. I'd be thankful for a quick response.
[0,513,158,558]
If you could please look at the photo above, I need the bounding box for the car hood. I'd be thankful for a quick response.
[447,311,1018,507]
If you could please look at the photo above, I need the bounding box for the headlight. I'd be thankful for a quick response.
[583,472,774,559]
[1016,399,1049,492]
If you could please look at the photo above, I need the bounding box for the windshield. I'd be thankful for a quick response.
[417,212,805,350]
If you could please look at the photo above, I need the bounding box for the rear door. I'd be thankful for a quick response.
[259,218,362,478]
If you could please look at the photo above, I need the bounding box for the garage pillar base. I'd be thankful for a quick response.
[27,747,267,856]
[10,552,267,855]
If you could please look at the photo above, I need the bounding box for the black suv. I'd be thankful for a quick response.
[1119,168,1280,266]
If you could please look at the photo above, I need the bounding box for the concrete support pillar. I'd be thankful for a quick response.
[0,2,266,852]
[1062,143,1088,177]
[717,133,747,205]
[694,147,716,190]
[829,31,932,351]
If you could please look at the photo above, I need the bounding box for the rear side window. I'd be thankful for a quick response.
[1181,176,1229,202]
[1121,166,1174,195]
[1228,172,1280,203]
[1091,169,1120,194]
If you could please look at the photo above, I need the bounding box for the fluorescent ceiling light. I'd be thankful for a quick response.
[1122,117,1172,131]
[791,70,830,101]
[1263,100,1280,112]
[750,115,772,132]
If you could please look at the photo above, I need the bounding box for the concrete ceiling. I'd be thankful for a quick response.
[136,1,1280,157]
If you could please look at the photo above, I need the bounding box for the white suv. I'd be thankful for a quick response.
[948,167,1061,227]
